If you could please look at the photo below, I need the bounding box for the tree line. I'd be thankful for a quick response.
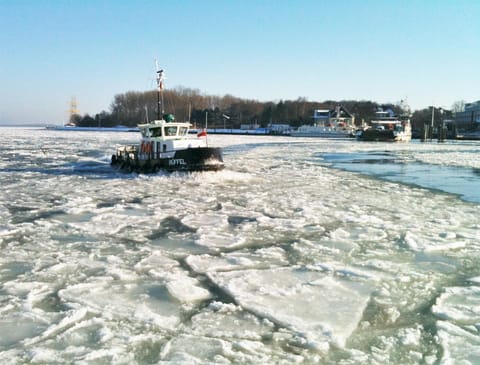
[73,87,454,132]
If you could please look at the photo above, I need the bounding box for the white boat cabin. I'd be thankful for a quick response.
[370,109,409,131]
[135,117,207,160]
[138,120,190,140]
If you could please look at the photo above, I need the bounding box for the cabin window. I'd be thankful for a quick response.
[179,127,188,136]
[151,127,162,137]
[165,126,177,136]
[163,144,167,152]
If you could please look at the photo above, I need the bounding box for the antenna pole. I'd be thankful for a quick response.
[157,85,161,120]
[205,111,208,146]
[155,59,165,119]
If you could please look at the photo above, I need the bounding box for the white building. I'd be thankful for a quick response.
[312,105,355,127]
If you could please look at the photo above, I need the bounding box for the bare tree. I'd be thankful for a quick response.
[451,100,466,113]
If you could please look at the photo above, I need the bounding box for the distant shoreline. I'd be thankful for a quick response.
[45,125,139,132]
[0,123,47,127]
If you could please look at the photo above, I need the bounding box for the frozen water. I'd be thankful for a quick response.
[0,127,480,363]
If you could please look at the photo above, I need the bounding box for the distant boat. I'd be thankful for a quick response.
[291,124,355,138]
[110,64,224,173]
[356,108,412,142]
[291,105,356,138]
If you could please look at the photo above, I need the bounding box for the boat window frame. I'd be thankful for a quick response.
[150,126,163,137]
[164,126,178,137]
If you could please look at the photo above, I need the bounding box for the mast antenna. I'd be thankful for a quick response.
[155,58,165,119]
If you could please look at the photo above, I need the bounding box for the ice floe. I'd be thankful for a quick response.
[208,267,374,349]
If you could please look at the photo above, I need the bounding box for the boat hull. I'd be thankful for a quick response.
[290,126,355,138]
[111,147,224,173]
[356,129,411,142]
[290,131,354,138]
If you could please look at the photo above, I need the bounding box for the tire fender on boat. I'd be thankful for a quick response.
[141,141,152,155]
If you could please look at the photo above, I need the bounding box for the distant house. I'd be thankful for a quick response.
[312,105,355,127]
[312,109,330,124]
[455,101,480,131]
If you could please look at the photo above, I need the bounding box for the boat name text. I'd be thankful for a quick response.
[169,159,186,166]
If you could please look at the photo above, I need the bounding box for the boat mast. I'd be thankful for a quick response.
[155,59,165,120]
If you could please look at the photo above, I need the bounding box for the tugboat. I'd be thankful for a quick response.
[111,65,224,173]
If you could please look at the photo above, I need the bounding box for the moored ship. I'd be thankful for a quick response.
[291,105,356,138]
[356,108,412,142]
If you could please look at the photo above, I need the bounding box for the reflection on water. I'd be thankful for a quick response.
[322,151,480,203]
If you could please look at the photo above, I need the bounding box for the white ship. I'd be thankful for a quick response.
[291,105,356,138]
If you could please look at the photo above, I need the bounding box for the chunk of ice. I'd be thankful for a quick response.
[208,267,374,348]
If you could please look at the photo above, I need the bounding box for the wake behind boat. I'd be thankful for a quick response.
[110,65,224,173]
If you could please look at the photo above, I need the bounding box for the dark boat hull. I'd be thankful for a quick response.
[357,129,396,142]
[111,147,224,173]
[357,129,411,142]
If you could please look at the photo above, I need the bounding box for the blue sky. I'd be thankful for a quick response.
[1,0,479,124]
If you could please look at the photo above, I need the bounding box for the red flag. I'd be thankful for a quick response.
[197,129,207,137]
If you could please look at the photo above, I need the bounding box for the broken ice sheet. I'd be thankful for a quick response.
[208,266,374,349]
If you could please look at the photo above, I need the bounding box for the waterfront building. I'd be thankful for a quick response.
[455,101,480,131]
[312,105,356,127]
